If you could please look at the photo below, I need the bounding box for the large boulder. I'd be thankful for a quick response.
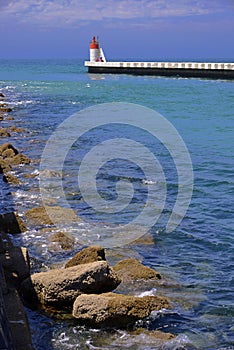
[113,258,162,281]
[65,246,106,268]
[72,292,170,327]
[21,261,121,308]
[25,205,80,227]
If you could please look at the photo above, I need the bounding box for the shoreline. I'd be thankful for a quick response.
[0,90,178,349]
[0,94,34,350]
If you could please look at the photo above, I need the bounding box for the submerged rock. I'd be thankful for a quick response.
[65,246,106,268]
[113,258,162,281]
[21,261,121,308]
[0,212,27,233]
[9,126,26,133]
[72,292,170,327]
[3,172,20,185]
[49,231,75,250]
[0,107,12,113]
[130,328,175,341]
[0,127,11,137]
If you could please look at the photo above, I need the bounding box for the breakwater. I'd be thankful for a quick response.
[0,96,34,350]
[84,61,234,79]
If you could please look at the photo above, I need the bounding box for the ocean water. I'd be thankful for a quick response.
[0,59,233,350]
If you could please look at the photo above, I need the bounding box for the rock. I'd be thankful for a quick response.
[72,292,170,327]
[7,153,31,165]
[0,92,5,99]
[0,212,27,233]
[9,125,25,132]
[0,107,12,113]
[0,159,12,173]
[25,205,80,227]
[21,261,121,308]
[0,143,18,157]
[65,246,106,268]
[131,233,155,245]
[5,116,14,121]
[0,127,10,137]
[131,328,175,341]
[49,231,75,250]
[0,143,30,165]
[9,126,26,133]
[113,258,162,281]
[23,173,38,179]
[3,172,20,185]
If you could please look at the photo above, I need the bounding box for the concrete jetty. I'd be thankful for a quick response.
[84,37,234,79]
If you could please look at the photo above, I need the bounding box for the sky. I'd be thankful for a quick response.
[0,0,233,60]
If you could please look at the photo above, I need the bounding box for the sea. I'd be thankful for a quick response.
[0,58,233,350]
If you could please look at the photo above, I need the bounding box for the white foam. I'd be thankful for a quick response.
[142,179,157,185]
[136,288,157,297]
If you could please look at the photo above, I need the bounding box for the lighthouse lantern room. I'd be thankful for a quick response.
[89,36,106,62]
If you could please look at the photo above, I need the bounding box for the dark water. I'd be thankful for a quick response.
[0,59,233,350]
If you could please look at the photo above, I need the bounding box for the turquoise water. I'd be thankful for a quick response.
[0,59,233,350]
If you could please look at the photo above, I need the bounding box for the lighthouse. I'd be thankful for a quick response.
[89,36,106,62]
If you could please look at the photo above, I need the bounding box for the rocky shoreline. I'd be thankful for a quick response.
[0,91,189,349]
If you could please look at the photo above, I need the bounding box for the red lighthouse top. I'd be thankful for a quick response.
[90,36,99,49]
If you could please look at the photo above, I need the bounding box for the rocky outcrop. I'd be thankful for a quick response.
[65,246,106,268]
[73,292,170,327]
[0,212,27,234]
[0,142,30,166]
[21,261,121,308]
[113,258,162,281]
[25,205,80,227]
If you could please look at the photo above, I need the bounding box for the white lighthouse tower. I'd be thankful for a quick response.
[89,36,106,62]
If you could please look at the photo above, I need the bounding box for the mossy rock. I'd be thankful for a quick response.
[65,246,106,268]
[25,206,81,227]
[73,292,170,327]
[113,258,162,281]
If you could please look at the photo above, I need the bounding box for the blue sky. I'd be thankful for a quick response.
[0,0,233,59]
